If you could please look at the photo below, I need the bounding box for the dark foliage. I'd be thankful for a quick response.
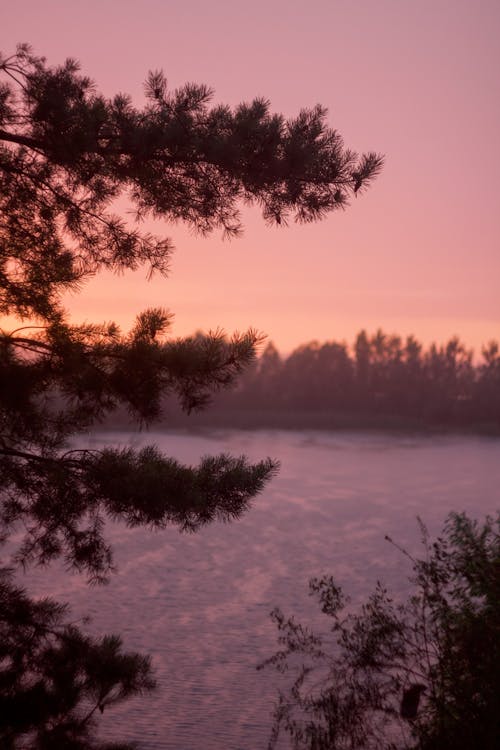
[0,568,154,750]
[0,45,381,746]
[260,513,500,749]
[0,45,382,321]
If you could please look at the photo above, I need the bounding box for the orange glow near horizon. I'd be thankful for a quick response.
[2,1,499,355]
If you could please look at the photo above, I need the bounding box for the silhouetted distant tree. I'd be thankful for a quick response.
[260,513,500,750]
[0,44,382,747]
[316,341,354,408]
[284,343,324,409]
[255,342,283,407]
[402,335,424,415]
[423,338,474,423]
[354,330,372,407]
[476,341,500,421]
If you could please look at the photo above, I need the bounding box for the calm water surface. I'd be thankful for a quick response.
[21,430,500,749]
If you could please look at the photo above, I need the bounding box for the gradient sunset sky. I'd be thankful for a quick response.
[3,0,500,353]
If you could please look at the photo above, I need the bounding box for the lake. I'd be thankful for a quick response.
[19,429,500,749]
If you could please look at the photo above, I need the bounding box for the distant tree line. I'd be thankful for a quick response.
[199,330,500,430]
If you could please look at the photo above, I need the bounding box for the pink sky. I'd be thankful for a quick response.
[3,0,500,354]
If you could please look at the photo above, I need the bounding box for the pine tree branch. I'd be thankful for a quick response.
[0,128,43,150]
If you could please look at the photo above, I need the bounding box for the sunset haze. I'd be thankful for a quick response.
[3,0,499,353]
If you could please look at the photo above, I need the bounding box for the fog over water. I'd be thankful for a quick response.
[20,430,500,749]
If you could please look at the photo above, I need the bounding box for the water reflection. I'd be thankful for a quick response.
[20,430,500,749]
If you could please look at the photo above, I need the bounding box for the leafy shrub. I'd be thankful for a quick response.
[260,513,500,750]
